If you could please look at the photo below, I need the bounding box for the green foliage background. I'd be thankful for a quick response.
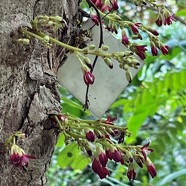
[47,0,186,185]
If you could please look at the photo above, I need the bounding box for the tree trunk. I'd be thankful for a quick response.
[0,0,79,185]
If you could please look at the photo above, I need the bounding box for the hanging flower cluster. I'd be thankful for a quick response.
[50,113,156,181]
[89,0,176,60]
[4,132,35,168]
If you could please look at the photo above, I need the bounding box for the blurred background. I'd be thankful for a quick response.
[47,0,186,185]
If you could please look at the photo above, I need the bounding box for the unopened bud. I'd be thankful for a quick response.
[102,45,109,51]
[104,57,113,69]
[126,70,132,83]
[84,57,91,65]
[89,44,96,50]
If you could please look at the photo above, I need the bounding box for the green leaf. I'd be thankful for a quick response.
[57,142,90,170]
[56,134,65,148]
[157,169,186,185]
[176,9,186,17]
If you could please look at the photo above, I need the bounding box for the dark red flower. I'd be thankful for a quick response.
[83,71,95,86]
[164,14,176,25]
[10,152,35,167]
[90,14,99,26]
[147,162,157,178]
[155,17,163,26]
[145,158,157,178]
[92,159,102,174]
[151,46,158,56]
[122,35,129,45]
[106,150,113,160]
[99,152,108,167]
[161,45,169,55]
[135,45,147,60]
[20,154,36,167]
[98,167,109,179]
[86,130,96,142]
[141,141,153,160]
[112,0,119,10]
[101,5,112,12]
[92,159,109,179]
[112,149,122,162]
[10,153,21,165]
[127,169,136,181]
[150,29,159,36]
[104,114,117,124]
[131,24,139,34]
[95,0,103,9]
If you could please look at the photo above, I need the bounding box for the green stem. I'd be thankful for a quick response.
[54,116,63,130]
[66,131,86,139]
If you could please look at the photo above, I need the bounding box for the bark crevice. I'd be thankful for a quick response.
[0,0,79,185]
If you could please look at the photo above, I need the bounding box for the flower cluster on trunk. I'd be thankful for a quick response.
[54,113,157,181]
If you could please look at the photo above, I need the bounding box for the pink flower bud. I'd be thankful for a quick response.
[83,71,95,86]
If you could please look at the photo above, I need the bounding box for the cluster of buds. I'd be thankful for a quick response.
[31,15,67,32]
[4,132,35,168]
[52,113,156,181]
[88,0,175,60]
[90,0,119,13]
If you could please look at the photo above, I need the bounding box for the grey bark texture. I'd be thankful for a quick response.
[0,0,79,185]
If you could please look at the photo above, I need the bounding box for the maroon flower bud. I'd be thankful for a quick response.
[92,159,102,174]
[106,150,113,160]
[150,30,159,36]
[112,149,122,162]
[127,169,136,181]
[135,45,147,60]
[122,35,129,45]
[151,46,158,56]
[101,5,112,12]
[155,17,163,26]
[95,0,103,9]
[98,167,110,179]
[145,158,157,178]
[86,130,96,142]
[90,14,99,26]
[83,71,95,86]
[131,24,139,34]
[161,45,169,55]
[112,0,119,10]
[99,152,108,167]
[86,149,92,156]
[147,163,157,178]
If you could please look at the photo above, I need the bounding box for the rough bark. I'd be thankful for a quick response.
[0,0,79,185]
